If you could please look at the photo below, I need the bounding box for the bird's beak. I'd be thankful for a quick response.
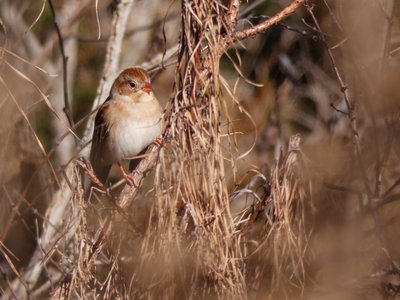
[142,82,153,94]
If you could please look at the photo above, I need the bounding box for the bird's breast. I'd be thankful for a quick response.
[104,100,163,162]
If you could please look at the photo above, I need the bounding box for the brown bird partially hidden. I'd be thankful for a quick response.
[90,67,163,186]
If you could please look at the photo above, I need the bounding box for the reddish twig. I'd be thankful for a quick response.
[233,0,306,41]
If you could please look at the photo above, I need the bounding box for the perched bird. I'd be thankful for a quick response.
[90,67,163,186]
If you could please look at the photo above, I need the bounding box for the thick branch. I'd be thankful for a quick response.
[119,142,163,208]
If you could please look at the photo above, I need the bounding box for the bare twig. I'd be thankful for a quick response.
[119,139,163,208]
[384,178,400,198]
[33,0,92,67]
[305,3,373,198]
[218,0,306,56]
[249,15,316,38]
[330,103,349,116]
[47,0,73,127]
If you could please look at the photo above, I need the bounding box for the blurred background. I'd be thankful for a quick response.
[0,0,399,299]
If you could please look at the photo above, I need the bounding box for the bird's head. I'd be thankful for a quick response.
[111,67,154,102]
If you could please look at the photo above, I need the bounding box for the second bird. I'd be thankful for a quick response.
[90,67,163,186]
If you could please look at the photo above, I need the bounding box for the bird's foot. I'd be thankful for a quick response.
[118,163,138,187]
[153,136,163,147]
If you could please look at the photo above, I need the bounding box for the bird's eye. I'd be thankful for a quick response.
[128,81,136,89]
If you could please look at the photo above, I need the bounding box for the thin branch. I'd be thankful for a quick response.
[47,0,73,127]
[384,177,400,198]
[232,0,306,41]
[379,193,400,207]
[330,103,349,116]
[249,15,316,38]
[119,140,163,208]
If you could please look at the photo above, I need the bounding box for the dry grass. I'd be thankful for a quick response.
[1,0,400,299]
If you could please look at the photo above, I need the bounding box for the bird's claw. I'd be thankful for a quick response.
[123,173,138,187]
[153,136,163,147]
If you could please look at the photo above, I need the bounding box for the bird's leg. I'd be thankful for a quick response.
[118,162,138,187]
[76,158,115,200]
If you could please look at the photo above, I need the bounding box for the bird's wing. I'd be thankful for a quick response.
[90,100,112,184]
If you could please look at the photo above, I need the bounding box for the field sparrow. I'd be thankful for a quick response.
[90,67,163,186]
